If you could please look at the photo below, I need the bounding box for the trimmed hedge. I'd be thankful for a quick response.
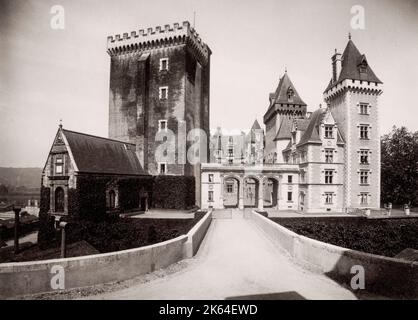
[153,175,195,209]
[37,174,196,249]
[118,176,154,211]
[38,186,55,249]
[73,176,110,220]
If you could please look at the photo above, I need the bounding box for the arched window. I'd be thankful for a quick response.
[55,187,64,212]
[109,190,116,209]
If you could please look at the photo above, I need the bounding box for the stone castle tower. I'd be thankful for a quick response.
[324,37,383,209]
[263,71,307,163]
[106,21,211,181]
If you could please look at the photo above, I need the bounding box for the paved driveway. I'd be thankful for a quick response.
[87,209,356,300]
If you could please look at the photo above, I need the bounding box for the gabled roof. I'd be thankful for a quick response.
[325,39,382,92]
[274,117,293,141]
[270,72,307,107]
[297,108,345,146]
[62,129,145,175]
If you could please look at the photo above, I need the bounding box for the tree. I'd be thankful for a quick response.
[0,184,8,195]
[381,126,418,206]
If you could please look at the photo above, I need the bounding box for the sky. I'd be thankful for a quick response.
[1,0,417,167]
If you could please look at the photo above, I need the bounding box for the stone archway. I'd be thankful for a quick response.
[263,177,279,208]
[243,176,259,208]
[223,176,241,208]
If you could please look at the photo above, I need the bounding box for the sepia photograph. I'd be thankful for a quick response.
[1,0,418,310]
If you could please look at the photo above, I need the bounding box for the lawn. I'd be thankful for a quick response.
[270,216,418,258]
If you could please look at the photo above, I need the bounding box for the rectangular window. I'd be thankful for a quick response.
[325,192,334,204]
[360,170,369,185]
[360,149,369,164]
[360,192,369,205]
[208,191,214,202]
[359,125,370,139]
[325,149,334,163]
[359,103,369,115]
[324,125,333,138]
[159,58,169,71]
[159,86,168,100]
[325,170,334,184]
[228,147,234,157]
[158,162,167,175]
[287,192,293,202]
[158,120,167,131]
[55,156,63,174]
[227,183,233,193]
[208,174,214,182]
[288,175,293,184]
[228,158,233,164]
[301,171,305,183]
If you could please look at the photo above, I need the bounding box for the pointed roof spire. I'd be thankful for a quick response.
[59,119,63,129]
[348,32,351,40]
[269,71,307,106]
[324,37,382,92]
[251,119,261,130]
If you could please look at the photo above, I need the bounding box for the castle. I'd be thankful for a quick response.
[41,21,210,218]
[40,22,382,218]
[201,35,382,213]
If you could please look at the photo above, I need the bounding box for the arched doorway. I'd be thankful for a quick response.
[223,177,240,208]
[263,177,279,208]
[244,177,259,208]
[109,190,116,209]
[55,187,64,213]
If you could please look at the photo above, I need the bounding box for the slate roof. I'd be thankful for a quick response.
[324,39,382,92]
[251,119,261,130]
[62,129,145,175]
[274,117,293,141]
[249,119,264,143]
[296,109,345,146]
[270,72,307,107]
[294,118,310,132]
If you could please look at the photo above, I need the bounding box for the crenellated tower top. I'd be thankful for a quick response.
[107,21,211,65]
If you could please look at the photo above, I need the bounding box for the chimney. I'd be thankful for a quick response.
[331,49,342,83]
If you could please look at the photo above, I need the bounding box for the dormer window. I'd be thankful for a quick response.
[324,125,333,139]
[287,87,294,101]
[358,56,368,73]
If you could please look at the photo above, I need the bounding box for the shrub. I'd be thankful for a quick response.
[118,176,154,211]
[153,175,195,209]
[38,186,56,249]
[74,176,109,221]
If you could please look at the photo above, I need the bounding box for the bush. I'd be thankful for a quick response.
[153,175,195,209]
[272,217,418,257]
[38,186,56,249]
[118,176,154,211]
[64,212,205,253]
[74,176,109,221]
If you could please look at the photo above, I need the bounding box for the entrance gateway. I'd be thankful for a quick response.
[201,163,301,211]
